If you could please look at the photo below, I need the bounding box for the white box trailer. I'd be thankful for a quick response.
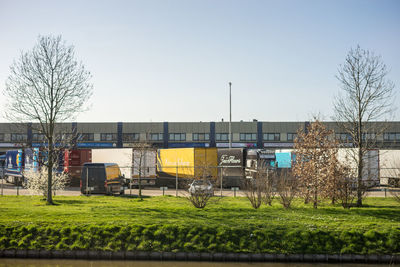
[337,148,379,186]
[132,149,157,178]
[379,150,400,186]
[92,148,133,179]
[92,148,157,186]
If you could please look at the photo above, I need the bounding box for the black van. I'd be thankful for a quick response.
[81,163,126,195]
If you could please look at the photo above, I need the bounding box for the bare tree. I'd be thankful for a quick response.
[3,35,92,204]
[132,136,155,200]
[333,46,395,207]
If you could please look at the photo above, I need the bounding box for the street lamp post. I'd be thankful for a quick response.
[229,82,232,149]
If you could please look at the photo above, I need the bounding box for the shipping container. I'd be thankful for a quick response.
[157,148,218,179]
[217,148,244,187]
[379,150,400,186]
[64,149,92,186]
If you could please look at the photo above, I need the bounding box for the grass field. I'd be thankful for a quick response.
[0,196,399,254]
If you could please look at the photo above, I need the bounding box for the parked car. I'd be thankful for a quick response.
[188,180,214,196]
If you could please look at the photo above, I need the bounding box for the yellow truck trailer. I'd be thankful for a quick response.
[157,148,217,178]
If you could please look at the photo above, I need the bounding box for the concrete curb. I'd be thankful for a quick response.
[0,250,399,263]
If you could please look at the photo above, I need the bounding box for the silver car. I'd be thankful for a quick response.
[188,180,214,196]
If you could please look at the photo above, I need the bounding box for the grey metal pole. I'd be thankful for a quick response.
[220,166,223,197]
[1,175,3,196]
[176,164,178,197]
[86,166,89,196]
[229,82,232,149]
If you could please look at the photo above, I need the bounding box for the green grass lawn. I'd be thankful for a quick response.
[0,195,399,229]
[0,196,399,254]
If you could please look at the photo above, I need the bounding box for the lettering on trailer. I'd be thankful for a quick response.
[219,155,241,165]
[7,156,12,169]
[164,159,190,166]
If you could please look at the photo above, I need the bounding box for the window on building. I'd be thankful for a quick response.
[263,133,280,141]
[335,133,352,142]
[240,133,257,141]
[11,133,27,142]
[216,133,229,141]
[150,133,163,141]
[0,133,4,141]
[123,133,139,142]
[101,133,117,141]
[32,133,46,141]
[56,133,74,142]
[287,133,298,141]
[78,133,94,141]
[384,132,400,141]
[362,133,376,141]
[169,133,186,141]
[192,133,210,141]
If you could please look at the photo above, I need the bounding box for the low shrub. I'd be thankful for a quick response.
[0,223,399,254]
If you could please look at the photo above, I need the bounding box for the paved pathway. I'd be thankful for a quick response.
[0,181,396,197]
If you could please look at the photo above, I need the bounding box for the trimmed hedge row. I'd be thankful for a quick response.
[0,224,399,254]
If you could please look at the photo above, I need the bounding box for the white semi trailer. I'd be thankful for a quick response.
[92,148,156,186]
[379,150,400,186]
[337,148,380,187]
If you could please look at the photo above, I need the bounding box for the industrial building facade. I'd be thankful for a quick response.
[0,121,400,152]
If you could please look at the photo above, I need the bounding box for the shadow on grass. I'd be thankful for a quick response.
[53,199,86,205]
[290,204,400,222]
[120,195,151,199]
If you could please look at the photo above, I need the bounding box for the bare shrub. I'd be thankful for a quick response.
[336,177,358,208]
[187,163,215,209]
[243,175,264,209]
[25,167,69,198]
[187,188,213,209]
[276,170,298,209]
[262,168,276,206]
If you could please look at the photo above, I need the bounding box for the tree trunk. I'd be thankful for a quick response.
[139,153,142,200]
[313,187,318,209]
[357,116,363,207]
[357,147,363,207]
[47,139,54,205]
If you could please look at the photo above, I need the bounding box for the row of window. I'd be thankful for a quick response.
[2,132,400,142]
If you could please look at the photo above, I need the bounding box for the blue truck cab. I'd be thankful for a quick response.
[5,148,39,185]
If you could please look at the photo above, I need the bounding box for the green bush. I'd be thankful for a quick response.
[0,224,398,254]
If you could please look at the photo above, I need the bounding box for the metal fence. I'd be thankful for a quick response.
[1,165,400,197]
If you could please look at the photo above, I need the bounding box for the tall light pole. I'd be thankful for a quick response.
[229,82,232,149]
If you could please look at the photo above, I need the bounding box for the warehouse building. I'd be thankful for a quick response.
[0,121,400,152]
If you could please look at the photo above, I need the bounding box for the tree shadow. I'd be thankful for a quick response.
[54,199,87,205]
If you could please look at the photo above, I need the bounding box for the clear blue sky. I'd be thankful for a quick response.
[0,0,399,122]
